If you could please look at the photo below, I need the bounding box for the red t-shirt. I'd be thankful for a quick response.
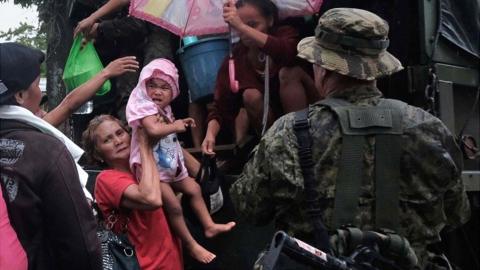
[95,170,183,270]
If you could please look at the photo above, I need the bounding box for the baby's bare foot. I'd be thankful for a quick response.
[205,222,236,238]
[188,243,216,264]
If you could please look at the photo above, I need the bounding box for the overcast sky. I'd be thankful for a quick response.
[0,0,39,41]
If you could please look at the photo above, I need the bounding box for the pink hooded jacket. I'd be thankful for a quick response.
[126,59,187,181]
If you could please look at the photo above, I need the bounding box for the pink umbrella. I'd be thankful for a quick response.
[129,0,323,37]
[130,0,323,93]
[130,0,323,134]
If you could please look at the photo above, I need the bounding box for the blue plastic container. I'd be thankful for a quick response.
[177,37,229,102]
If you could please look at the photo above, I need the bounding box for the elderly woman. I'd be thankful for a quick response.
[82,115,183,270]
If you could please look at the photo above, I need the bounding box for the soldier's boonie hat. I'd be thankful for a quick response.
[297,8,403,81]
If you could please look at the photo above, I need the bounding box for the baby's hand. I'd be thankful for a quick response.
[173,119,188,133]
[182,118,196,128]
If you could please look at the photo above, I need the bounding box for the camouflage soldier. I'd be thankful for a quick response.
[230,8,470,269]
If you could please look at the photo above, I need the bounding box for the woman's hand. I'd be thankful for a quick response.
[85,22,99,41]
[74,16,96,38]
[102,56,139,78]
[201,133,216,156]
[223,0,244,30]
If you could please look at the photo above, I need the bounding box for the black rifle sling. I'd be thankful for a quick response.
[293,108,331,252]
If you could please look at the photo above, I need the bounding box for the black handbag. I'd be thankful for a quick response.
[195,155,224,214]
[96,209,141,270]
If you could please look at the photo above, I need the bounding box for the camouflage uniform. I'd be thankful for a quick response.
[230,8,470,269]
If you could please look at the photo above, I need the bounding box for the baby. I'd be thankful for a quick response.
[126,59,235,263]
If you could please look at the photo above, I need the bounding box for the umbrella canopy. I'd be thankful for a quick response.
[129,0,323,37]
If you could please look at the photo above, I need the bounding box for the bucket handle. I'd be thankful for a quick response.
[178,36,199,52]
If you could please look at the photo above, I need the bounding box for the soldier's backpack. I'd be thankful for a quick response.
[292,97,417,269]
[302,98,407,230]
[257,98,460,270]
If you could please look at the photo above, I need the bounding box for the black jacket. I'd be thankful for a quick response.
[0,119,101,270]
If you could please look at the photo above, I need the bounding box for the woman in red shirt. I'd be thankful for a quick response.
[201,0,317,155]
[82,115,183,270]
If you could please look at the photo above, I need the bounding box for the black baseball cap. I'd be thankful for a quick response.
[0,42,45,104]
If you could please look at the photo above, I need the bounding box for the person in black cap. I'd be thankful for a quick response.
[0,42,102,270]
[0,43,45,109]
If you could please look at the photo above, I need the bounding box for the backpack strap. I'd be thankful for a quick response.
[374,99,406,230]
[374,136,402,230]
[293,108,331,253]
[333,134,366,229]
[319,98,368,228]
[318,98,406,231]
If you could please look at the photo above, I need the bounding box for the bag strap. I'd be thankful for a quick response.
[196,155,211,183]
[209,156,217,180]
[196,155,217,184]
[293,108,331,253]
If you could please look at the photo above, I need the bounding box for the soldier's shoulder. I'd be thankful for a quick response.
[396,103,458,153]
[266,112,296,136]
[401,103,447,131]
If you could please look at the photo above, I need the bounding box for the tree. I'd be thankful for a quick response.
[1,1,73,109]
[0,22,47,51]
[0,22,47,76]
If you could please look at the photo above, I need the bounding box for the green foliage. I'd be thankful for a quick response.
[0,0,43,8]
[0,22,46,50]
[0,22,47,75]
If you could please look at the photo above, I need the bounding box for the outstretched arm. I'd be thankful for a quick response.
[74,0,130,37]
[42,56,139,127]
[141,115,195,140]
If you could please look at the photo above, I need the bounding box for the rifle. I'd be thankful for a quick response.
[257,229,418,270]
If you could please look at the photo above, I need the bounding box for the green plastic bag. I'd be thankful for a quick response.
[62,35,111,95]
